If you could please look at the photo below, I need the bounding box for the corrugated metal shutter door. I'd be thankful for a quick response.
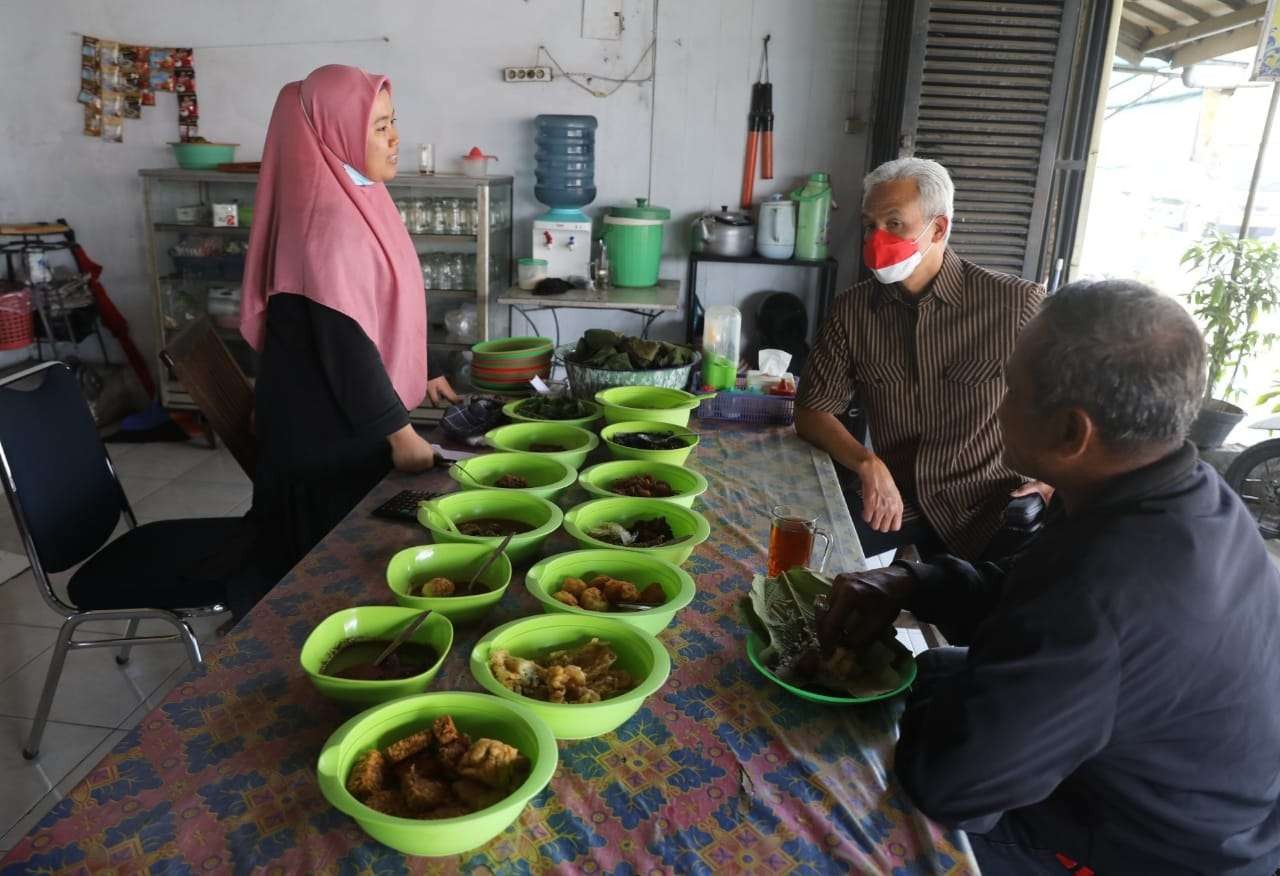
[907,1,1080,280]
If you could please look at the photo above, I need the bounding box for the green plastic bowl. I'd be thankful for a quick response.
[600,421,699,466]
[169,141,238,169]
[471,336,554,360]
[745,632,918,704]
[449,453,577,502]
[502,398,602,429]
[316,691,557,857]
[470,614,670,739]
[562,496,710,566]
[299,606,454,708]
[577,460,709,509]
[417,490,564,566]
[485,423,600,471]
[594,387,707,427]
[386,543,513,625]
[526,549,696,634]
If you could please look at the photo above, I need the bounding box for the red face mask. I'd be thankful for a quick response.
[862,218,938,284]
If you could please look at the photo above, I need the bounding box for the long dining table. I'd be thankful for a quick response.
[1,421,977,875]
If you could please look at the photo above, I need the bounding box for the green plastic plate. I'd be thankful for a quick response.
[744,632,917,704]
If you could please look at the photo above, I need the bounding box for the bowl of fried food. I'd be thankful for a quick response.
[525,549,696,634]
[300,606,454,707]
[600,421,699,466]
[577,460,709,509]
[448,452,577,502]
[485,422,600,471]
[417,490,564,566]
[386,543,513,625]
[563,496,710,566]
[470,614,670,739]
[316,691,557,857]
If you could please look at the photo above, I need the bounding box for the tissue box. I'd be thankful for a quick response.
[211,203,239,227]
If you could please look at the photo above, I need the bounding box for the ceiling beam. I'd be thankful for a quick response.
[1115,40,1149,64]
[1127,3,1183,31]
[1148,0,1212,22]
[1215,0,1248,9]
[1141,3,1266,52]
[1170,20,1263,65]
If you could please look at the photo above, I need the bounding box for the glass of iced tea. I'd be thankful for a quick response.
[767,505,832,577]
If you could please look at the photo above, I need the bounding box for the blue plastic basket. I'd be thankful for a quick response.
[696,380,796,425]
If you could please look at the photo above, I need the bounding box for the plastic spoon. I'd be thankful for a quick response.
[466,532,514,595]
[421,500,460,534]
[371,610,432,667]
[453,464,485,488]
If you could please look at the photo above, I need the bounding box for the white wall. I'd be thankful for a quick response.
[0,0,883,377]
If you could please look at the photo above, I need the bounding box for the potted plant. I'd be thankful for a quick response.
[1182,230,1280,449]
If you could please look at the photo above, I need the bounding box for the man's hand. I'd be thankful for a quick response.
[1011,480,1054,504]
[426,376,461,407]
[388,424,437,473]
[815,566,916,654]
[855,455,904,532]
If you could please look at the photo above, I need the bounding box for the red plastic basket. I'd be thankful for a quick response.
[0,290,34,351]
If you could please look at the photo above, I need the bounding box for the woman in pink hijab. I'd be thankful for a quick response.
[239,64,457,590]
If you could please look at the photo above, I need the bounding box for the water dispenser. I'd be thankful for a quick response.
[532,115,597,281]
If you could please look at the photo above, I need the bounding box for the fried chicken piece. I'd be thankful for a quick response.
[456,738,529,789]
[560,577,588,598]
[383,728,434,764]
[432,715,461,746]
[452,778,507,809]
[590,668,636,699]
[547,638,617,680]
[346,749,388,800]
[364,789,413,818]
[553,589,580,607]
[603,578,640,605]
[416,576,455,597]
[579,587,609,612]
[588,574,613,589]
[437,737,472,772]
[489,649,544,695]
[401,767,452,812]
[544,664,589,703]
[639,583,666,605]
[391,749,441,784]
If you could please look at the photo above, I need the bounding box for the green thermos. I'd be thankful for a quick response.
[791,172,832,260]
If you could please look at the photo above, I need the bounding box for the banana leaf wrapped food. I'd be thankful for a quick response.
[737,568,912,698]
[569,330,694,371]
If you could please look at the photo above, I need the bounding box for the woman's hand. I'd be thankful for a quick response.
[855,455,903,532]
[426,376,460,407]
[387,424,437,473]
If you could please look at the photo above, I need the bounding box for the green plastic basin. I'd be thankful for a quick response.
[577,460,709,509]
[316,691,557,857]
[385,543,513,625]
[600,421,699,466]
[594,387,704,427]
[470,614,670,739]
[449,453,577,501]
[169,141,238,169]
[471,336,554,360]
[417,490,563,566]
[562,496,710,566]
[485,423,600,470]
[299,606,454,708]
[745,632,918,704]
[526,549,696,634]
[502,398,602,429]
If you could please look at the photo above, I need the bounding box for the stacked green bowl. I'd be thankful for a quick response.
[470,337,553,393]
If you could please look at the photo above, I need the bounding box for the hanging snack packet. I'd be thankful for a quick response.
[102,114,124,143]
[83,105,102,138]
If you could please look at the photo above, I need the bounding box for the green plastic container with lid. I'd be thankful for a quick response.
[791,172,833,260]
[603,198,670,287]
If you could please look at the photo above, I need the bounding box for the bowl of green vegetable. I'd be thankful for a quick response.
[562,496,710,565]
[502,396,602,429]
[600,421,699,465]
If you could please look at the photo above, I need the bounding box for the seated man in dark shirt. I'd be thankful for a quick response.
[817,279,1280,875]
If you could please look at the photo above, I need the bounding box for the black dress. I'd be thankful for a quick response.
[245,293,410,597]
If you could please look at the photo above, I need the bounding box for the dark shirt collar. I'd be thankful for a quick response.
[872,247,965,311]
[1047,441,1200,521]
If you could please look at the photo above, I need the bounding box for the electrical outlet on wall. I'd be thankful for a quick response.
[502,66,554,83]
[582,0,623,40]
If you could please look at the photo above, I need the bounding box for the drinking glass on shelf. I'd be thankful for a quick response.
[430,199,447,235]
[417,143,435,175]
[462,199,478,235]
[446,199,464,235]
[462,257,476,291]
[436,253,456,290]
[395,199,410,228]
[421,256,435,290]
[409,200,429,234]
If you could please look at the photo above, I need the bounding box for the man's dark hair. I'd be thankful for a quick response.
[1028,279,1206,447]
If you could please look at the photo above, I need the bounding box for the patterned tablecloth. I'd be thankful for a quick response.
[1,422,976,875]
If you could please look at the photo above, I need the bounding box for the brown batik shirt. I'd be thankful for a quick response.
[797,248,1044,560]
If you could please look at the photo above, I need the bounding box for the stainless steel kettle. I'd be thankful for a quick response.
[691,206,756,257]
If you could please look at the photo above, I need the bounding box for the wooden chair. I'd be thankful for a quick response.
[161,318,257,479]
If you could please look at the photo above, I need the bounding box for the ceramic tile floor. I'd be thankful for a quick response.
[0,438,248,853]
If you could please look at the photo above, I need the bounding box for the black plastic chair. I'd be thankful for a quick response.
[0,361,236,759]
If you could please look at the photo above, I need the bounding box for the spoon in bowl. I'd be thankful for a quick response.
[466,533,514,595]
[371,609,432,668]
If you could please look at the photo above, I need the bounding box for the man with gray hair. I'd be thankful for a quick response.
[796,156,1047,561]
[816,280,1280,874]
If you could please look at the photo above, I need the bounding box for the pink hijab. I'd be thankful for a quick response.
[240,64,427,410]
